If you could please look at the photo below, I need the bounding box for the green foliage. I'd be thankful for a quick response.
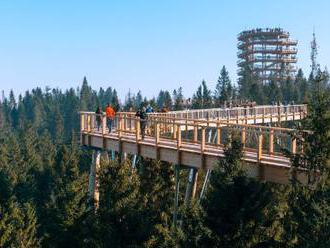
[214,66,233,106]
[81,159,144,247]
[0,65,329,247]
[283,72,330,247]
[173,87,184,110]
[203,135,290,247]
[192,80,212,109]
[0,200,40,248]
[157,90,172,110]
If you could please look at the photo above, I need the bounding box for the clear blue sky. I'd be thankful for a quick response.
[0,0,329,100]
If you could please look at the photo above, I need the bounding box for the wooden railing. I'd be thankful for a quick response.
[80,111,309,162]
[149,104,307,121]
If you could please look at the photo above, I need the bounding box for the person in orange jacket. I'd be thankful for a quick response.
[105,103,115,133]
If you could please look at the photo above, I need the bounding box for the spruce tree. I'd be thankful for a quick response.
[214,66,232,106]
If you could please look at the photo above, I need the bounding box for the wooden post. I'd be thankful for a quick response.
[216,124,221,145]
[270,112,273,123]
[80,113,85,131]
[135,120,140,142]
[262,108,265,123]
[201,127,206,152]
[193,123,198,143]
[91,114,96,131]
[102,115,106,135]
[177,124,181,148]
[129,116,133,131]
[173,123,177,139]
[269,129,274,155]
[285,106,288,121]
[87,114,91,132]
[241,127,246,147]
[155,123,160,145]
[291,137,297,154]
[185,117,188,139]
[278,106,281,122]
[257,130,263,161]
[118,115,122,138]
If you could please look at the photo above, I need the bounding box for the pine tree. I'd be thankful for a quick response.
[192,81,212,109]
[138,159,175,240]
[203,135,288,247]
[125,89,135,111]
[173,87,184,110]
[283,72,330,247]
[135,90,143,109]
[0,201,40,247]
[41,145,88,246]
[214,66,232,106]
[81,159,144,247]
[295,69,309,103]
[192,85,203,109]
[80,76,94,111]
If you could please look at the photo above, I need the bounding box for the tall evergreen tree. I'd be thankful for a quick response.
[214,66,232,106]
[173,87,184,110]
[192,80,212,109]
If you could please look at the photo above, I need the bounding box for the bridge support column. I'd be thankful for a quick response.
[89,150,101,210]
[199,169,211,202]
[184,168,198,206]
[121,152,127,162]
[111,150,115,160]
[132,154,137,168]
[173,164,180,229]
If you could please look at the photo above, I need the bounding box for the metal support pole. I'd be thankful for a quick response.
[173,164,180,229]
[89,150,101,210]
[184,168,198,206]
[132,154,137,168]
[199,169,211,202]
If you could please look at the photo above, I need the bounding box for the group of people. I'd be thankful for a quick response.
[94,104,155,139]
[95,103,116,133]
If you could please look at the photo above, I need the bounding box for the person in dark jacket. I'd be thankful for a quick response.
[136,107,147,139]
[95,106,102,131]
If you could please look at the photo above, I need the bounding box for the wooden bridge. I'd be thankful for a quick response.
[81,104,308,220]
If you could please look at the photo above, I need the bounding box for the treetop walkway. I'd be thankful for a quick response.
[80,104,308,185]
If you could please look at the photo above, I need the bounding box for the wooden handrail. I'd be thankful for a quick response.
[79,112,311,134]
[80,110,310,163]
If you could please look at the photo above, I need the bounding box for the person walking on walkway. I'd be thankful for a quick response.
[136,107,147,139]
[146,104,153,113]
[95,106,102,131]
[105,103,115,133]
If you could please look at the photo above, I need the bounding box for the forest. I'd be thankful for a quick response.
[0,63,329,247]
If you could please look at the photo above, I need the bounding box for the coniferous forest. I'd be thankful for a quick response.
[0,65,329,247]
